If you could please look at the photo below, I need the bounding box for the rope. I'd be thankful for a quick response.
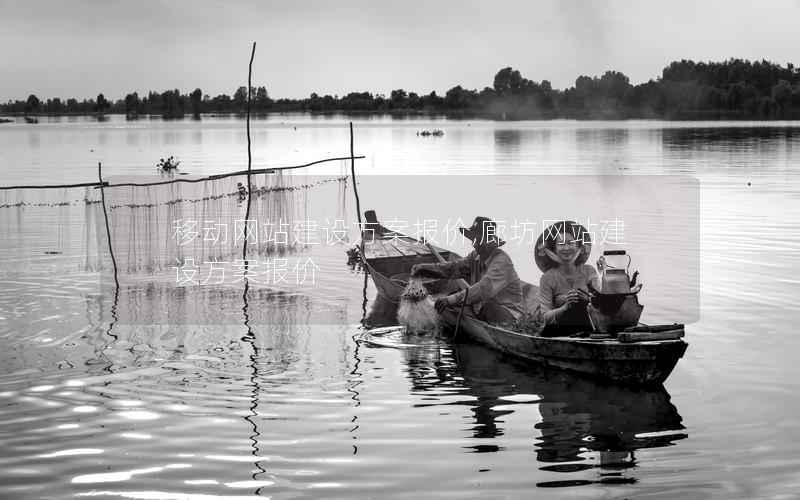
[0,156,364,191]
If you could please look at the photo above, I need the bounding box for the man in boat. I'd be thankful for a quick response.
[410,216,525,324]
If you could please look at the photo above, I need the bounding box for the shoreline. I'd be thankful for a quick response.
[3,110,800,122]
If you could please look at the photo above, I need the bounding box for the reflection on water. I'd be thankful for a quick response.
[27,130,41,149]
[493,129,522,151]
[662,126,797,148]
[0,266,363,497]
[241,275,270,495]
[451,343,685,487]
[576,127,630,148]
[364,296,686,488]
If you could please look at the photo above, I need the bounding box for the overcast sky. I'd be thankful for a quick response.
[2,0,800,102]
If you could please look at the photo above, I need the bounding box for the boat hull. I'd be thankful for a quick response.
[362,259,407,303]
[442,311,687,386]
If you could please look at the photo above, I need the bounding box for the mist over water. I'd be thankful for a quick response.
[1,115,799,498]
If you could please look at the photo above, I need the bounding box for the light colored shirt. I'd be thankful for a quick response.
[538,264,598,310]
[435,247,525,320]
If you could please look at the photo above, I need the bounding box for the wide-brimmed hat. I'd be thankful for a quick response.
[534,220,592,272]
[459,216,505,246]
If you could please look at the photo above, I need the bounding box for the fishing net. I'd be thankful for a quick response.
[0,161,351,278]
[0,186,104,272]
[397,278,441,334]
[85,168,350,274]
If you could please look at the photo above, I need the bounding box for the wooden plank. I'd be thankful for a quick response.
[388,238,425,257]
[374,239,404,258]
[362,239,392,259]
[393,237,451,257]
[386,241,414,257]
[618,329,685,343]
[423,242,454,258]
[623,323,685,333]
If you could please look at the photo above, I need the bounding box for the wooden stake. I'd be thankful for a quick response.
[349,122,363,247]
[98,162,119,288]
[243,41,256,261]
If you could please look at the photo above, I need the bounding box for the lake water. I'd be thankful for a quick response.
[1,115,799,499]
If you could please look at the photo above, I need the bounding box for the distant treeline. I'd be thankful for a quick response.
[4,59,800,120]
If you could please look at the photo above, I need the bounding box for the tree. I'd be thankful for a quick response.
[124,92,140,116]
[254,86,271,111]
[772,80,792,116]
[189,88,202,116]
[421,91,443,108]
[45,98,63,113]
[232,86,248,111]
[340,92,376,111]
[25,94,40,113]
[598,71,631,99]
[574,75,595,96]
[493,67,523,95]
[147,91,163,114]
[444,85,477,109]
[160,89,184,118]
[211,94,232,112]
[96,93,110,114]
[389,89,408,109]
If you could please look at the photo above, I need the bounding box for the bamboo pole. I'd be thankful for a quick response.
[0,181,108,191]
[349,122,363,250]
[97,162,119,288]
[243,41,256,261]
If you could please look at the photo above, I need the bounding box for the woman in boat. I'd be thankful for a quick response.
[535,221,598,335]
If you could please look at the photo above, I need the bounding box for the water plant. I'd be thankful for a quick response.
[156,155,181,172]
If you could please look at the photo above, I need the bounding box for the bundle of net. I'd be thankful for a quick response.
[397,278,441,334]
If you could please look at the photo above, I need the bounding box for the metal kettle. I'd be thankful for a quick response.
[597,250,633,294]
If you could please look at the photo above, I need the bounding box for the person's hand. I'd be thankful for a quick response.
[563,289,589,307]
[411,262,440,278]
[563,290,580,306]
[434,297,451,313]
[575,288,591,301]
[410,264,427,277]
[435,294,461,313]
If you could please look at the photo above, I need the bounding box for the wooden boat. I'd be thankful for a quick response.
[356,210,688,386]
[439,308,686,386]
[358,210,459,302]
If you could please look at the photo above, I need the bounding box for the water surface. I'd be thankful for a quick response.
[1,115,799,499]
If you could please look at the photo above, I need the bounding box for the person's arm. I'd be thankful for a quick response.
[436,255,471,279]
[538,273,564,325]
[446,253,512,306]
[583,264,599,293]
[412,252,472,279]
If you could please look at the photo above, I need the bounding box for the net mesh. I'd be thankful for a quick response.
[397,278,441,334]
[0,162,350,277]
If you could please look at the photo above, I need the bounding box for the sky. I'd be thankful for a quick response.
[2,0,800,102]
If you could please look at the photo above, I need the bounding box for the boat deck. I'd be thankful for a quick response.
[358,211,457,282]
[362,231,444,260]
